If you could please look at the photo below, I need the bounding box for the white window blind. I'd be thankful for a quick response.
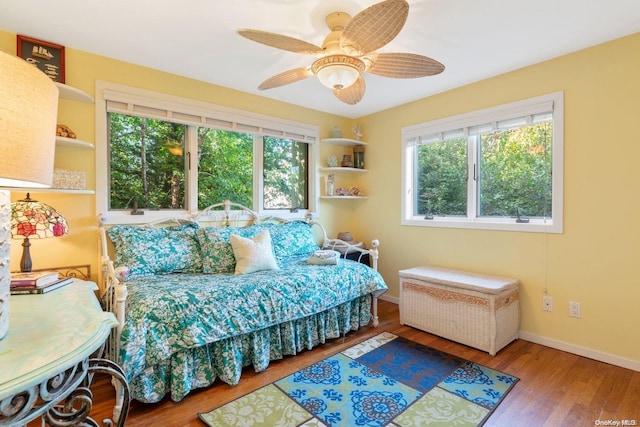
[103,88,318,143]
[404,97,555,147]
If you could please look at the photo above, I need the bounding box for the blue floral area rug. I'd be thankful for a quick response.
[199,332,518,426]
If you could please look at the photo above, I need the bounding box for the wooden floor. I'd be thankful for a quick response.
[87,300,640,427]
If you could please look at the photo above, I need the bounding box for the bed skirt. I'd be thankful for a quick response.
[129,294,373,403]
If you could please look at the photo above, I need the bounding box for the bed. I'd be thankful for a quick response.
[99,201,387,403]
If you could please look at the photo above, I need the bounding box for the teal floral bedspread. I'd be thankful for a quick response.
[119,259,387,403]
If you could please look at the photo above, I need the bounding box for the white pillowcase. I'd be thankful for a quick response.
[230,230,279,274]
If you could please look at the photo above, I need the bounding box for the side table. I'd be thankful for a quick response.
[0,279,129,426]
[342,250,371,267]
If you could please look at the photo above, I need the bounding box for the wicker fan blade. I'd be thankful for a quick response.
[258,67,314,90]
[333,76,366,105]
[340,0,409,56]
[238,29,323,55]
[366,52,445,78]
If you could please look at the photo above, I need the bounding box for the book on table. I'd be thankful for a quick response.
[10,277,74,295]
[10,270,60,287]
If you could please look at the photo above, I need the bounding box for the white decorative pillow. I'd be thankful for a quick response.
[230,230,279,274]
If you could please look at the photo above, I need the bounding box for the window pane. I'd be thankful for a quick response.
[108,113,186,210]
[196,128,253,210]
[263,137,308,210]
[415,138,467,217]
[478,121,552,218]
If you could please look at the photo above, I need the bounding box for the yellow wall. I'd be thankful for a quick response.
[355,33,640,363]
[2,28,639,364]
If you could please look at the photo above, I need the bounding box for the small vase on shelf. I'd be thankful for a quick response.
[341,154,353,168]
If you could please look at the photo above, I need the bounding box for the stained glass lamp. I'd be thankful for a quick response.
[11,194,68,273]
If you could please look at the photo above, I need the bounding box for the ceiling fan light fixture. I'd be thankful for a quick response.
[312,55,365,90]
[239,0,442,105]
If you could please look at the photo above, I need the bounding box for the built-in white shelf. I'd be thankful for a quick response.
[321,138,367,147]
[56,136,94,149]
[7,188,95,195]
[320,196,368,200]
[319,167,368,173]
[55,83,94,103]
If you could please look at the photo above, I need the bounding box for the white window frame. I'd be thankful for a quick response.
[95,81,319,224]
[401,91,564,233]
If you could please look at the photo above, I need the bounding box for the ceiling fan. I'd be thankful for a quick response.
[238,0,444,105]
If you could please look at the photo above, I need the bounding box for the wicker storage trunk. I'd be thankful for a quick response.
[399,266,520,355]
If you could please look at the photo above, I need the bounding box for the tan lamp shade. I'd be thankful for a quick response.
[0,49,59,187]
[0,49,59,340]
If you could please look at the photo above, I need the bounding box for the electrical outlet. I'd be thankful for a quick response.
[543,296,553,312]
[569,301,581,318]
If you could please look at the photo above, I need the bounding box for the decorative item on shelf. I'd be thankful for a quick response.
[329,126,343,138]
[327,155,338,167]
[56,123,76,138]
[11,193,69,273]
[326,174,335,196]
[341,154,354,168]
[53,168,86,190]
[337,187,349,196]
[348,186,362,197]
[352,123,363,141]
[0,49,59,340]
[353,145,365,169]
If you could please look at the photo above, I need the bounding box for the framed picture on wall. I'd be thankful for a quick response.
[17,35,65,83]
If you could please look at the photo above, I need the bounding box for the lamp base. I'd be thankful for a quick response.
[20,237,32,273]
[0,189,11,340]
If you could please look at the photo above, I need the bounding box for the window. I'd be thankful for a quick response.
[108,114,187,210]
[402,92,563,233]
[262,136,309,210]
[96,81,318,224]
[195,128,253,210]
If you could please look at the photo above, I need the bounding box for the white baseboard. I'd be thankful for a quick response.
[378,296,639,372]
[518,331,640,372]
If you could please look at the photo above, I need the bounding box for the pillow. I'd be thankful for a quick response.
[263,221,320,263]
[197,225,264,273]
[196,228,238,274]
[107,223,201,280]
[307,250,340,265]
[230,230,279,275]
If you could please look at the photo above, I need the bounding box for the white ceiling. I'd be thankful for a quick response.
[2,0,639,118]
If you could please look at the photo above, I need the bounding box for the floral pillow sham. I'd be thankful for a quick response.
[107,223,201,280]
